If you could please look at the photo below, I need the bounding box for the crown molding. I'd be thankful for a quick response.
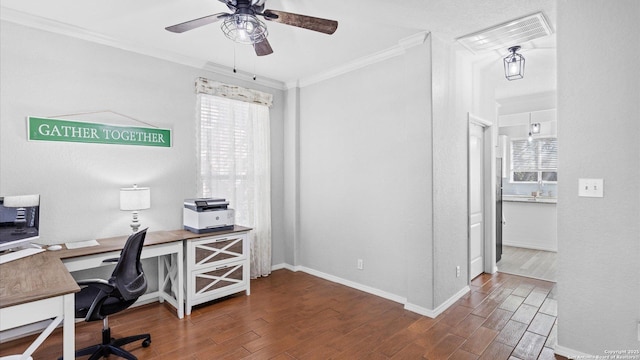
[0,7,286,91]
[290,31,430,89]
[2,7,428,92]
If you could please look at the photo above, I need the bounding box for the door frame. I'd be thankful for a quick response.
[467,112,497,281]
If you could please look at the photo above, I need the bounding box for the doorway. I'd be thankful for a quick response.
[468,113,496,281]
[495,106,558,283]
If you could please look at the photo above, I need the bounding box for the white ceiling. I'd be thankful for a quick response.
[0,0,556,87]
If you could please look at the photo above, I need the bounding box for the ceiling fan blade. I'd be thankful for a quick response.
[262,10,338,35]
[254,38,274,56]
[165,13,230,33]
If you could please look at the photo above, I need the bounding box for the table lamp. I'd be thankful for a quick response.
[3,194,40,235]
[119,185,150,233]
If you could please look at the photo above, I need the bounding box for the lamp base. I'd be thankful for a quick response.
[130,211,141,233]
[11,208,27,235]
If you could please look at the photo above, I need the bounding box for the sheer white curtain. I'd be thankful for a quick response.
[197,93,272,278]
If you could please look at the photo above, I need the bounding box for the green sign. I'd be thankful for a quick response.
[27,117,171,147]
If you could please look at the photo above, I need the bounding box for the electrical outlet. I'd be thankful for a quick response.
[578,178,604,198]
[357,259,363,270]
[456,266,461,278]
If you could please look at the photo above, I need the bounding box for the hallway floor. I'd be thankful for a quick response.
[497,246,557,282]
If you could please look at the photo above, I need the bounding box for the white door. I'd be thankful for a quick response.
[469,123,484,279]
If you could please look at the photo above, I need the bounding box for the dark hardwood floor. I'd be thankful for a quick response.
[0,270,567,359]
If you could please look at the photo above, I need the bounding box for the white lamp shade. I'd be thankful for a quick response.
[120,186,150,211]
[3,194,40,208]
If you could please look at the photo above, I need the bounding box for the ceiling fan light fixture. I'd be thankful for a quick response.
[221,14,268,45]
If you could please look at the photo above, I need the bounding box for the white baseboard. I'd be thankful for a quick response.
[405,286,470,318]
[434,286,471,317]
[270,262,290,271]
[271,263,468,319]
[403,303,436,317]
[295,266,407,305]
[554,344,594,359]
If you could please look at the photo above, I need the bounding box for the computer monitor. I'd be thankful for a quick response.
[0,194,40,252]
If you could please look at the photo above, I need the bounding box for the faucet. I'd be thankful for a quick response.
[537,179,545,196]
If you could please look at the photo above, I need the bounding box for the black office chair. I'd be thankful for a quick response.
[63,228,151,360]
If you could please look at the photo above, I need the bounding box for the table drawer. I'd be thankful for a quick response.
[63,242,180,272]
[190,261,247,301]
[188,233,247,269]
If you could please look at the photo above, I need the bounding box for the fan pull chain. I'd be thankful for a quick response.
[253,56,257,81]
[233,45,237,73]
[230,44,256,80]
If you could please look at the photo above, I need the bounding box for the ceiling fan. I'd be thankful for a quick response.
[165,0,338,56]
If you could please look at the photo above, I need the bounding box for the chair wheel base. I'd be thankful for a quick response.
[57,329,151,360]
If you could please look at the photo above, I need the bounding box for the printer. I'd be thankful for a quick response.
[183,198,235,234]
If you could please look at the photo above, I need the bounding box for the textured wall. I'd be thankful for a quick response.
[431,35,471,306]
[556,0,640,354]
[0,21,285,256]
[297,42,433,305]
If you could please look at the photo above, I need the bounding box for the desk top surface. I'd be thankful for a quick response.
[0,226,251,309]
[55,226,251,259]
[0,251,79,308]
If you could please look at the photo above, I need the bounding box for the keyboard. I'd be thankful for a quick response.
[0,248,46,265]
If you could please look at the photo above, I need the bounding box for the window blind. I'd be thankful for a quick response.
[197,93,272,278]
[511,138,558,171]
[198,95,251,195]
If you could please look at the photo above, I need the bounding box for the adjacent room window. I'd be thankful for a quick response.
[511,137,558,183]
[197,92,272,278]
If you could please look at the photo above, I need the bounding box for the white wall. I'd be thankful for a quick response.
[556,0,640,354]
[296,39,434,306]
[0,21,286,262]
[289,34,472,312]
[282,87,300,266]
[403,39,435,310]
[431,36,470,305]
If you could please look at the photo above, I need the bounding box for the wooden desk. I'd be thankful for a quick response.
[0,226,251,358]
[53,226,252,319]
[55,230,186,319]
[0,251,79,359]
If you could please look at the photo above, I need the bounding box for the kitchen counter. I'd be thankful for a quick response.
[503,194,557,204]
[502,198,557,252]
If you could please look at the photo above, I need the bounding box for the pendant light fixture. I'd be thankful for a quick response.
[504,45,525,80]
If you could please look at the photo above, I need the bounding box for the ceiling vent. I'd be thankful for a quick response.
[456,12,553,54]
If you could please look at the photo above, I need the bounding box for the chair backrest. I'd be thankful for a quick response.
[110,228,148,301]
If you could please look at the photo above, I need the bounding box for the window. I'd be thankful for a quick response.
[197,93,272,278]
[511,137,558,183]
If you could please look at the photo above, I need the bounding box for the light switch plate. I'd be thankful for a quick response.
[578,178,604,197]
